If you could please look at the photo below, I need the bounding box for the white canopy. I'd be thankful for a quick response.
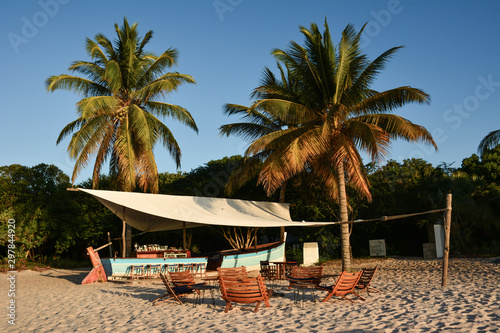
[78,189,332,232]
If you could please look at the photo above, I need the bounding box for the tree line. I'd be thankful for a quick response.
[1,148,499,263]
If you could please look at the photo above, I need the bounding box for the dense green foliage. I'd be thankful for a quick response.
[1,150,499,265]
[0,164,120,261]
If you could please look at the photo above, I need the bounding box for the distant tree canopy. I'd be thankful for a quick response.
[0,164,120,260]
[461,144,500,184]
[1,153,499,262]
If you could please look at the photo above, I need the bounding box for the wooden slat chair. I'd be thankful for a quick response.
[194,262,206,277]
[318,271,365,303]
[356,266,381,295]
[151,272,195,306]
[182,263,194,273]
[130,264,145,280]
[146,264,161,279]
[260,262,278,281]
[283,261,297,278]
[287,266,323,288]
[217,267,248,280]
[219,275,270,313]
[169,270,198,287]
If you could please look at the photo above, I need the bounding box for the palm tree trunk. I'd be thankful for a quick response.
[279,181,288,242]
[337,162,351,272]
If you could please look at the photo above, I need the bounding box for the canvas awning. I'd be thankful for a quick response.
[78,189,332,232]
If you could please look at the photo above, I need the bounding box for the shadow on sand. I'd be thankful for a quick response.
[40,267,92,284]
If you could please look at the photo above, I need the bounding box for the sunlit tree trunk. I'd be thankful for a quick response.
[279,181,288,242]
[337,162,351,272]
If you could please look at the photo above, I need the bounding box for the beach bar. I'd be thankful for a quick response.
[77,189,332,282]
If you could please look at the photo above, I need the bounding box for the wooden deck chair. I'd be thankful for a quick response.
[151,272,195,306]
[219,275,270,313]
[319,271,365,303]
[356,266,381,295]
[217,267,248,280]
[287,266,323,289]
[260,262,278,281]
[169,270,197,286]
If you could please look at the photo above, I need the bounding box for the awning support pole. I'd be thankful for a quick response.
[183,222,187,250]
[122,207,126,258]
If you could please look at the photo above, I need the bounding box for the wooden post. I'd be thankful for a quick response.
[254,228,258,250]
[122,207,126,258]
[442,193,452,287]
[183,222,187,250]
[107,232,113,258]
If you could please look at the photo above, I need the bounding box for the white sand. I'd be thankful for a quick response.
[1,258,499,332]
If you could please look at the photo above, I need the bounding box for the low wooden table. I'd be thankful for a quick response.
[268,261,297,279]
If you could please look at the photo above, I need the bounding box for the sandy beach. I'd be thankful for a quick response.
[1,257,499,332]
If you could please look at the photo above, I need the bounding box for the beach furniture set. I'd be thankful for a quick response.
[150,265,380,312]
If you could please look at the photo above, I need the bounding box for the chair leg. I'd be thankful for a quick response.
[254,301,261,312]
[352,292,366,301]
[224,301,232,313]
[322,292,334,302]
[368,286,381,293]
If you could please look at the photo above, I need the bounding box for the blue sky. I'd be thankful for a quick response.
[1,0,500,184]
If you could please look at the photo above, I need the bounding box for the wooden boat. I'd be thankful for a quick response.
[83,237,285,283]
[218,241,285,271]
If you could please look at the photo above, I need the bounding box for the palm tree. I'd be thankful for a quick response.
[47,18,197,257]
[478,129,500,156]
[242,20,437,271]
[47,18,198,193]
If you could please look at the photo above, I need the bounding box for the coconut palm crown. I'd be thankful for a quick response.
[237,20,437,270]
[478,129,500,156]
[47,18,197,193]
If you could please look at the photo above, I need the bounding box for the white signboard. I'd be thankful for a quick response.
[369,239,386,257]
[303,242,319,266]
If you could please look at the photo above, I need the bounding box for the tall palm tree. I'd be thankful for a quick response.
[47,18,198,193]
[243,20,437,271]
[478,129,500,156]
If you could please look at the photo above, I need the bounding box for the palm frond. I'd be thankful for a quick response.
[478,129,500,155]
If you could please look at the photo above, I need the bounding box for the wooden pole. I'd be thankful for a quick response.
[107,232,113,258]
[122,207,126,258]
[183,222,187,250]
[254,228,258,250]
[442,193,452,287]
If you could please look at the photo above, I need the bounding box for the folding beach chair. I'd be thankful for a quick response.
[287,266,323,288]
[318,271,365,303]
[356,266,381,295]
[218,275,270,313]
[151,273,195,306]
